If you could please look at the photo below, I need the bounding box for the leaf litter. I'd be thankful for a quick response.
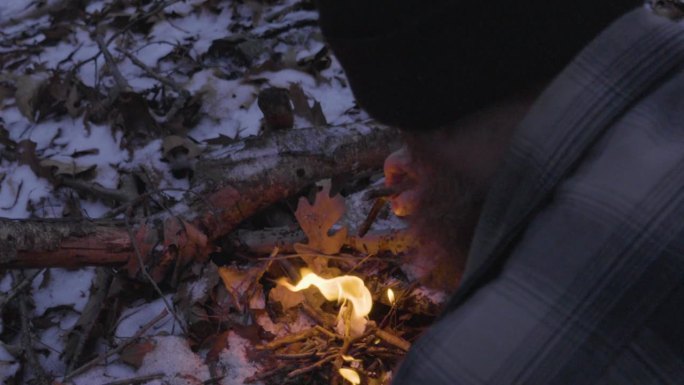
[0,0,450,384]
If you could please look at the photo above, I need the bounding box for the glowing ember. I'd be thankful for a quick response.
[339,368,361,385]
[387,288,395,305]
[278,269,372,319]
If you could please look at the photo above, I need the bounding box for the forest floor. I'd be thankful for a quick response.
[0,1,447,384]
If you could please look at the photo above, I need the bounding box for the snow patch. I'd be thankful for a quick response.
[139,335,211,381]
[218,332,263,385]
[0,343,19,384]
[115,296,179,338]
[32,268,96,315]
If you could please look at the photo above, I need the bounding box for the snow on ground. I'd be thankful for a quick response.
[0,0,419,384]
[115,296,179,339]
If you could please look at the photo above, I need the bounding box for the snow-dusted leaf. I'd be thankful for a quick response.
[289,83,327,127]
[162,135,202,160]
[39,159,96,177]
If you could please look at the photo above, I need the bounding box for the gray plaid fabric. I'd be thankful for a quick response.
[393,8,684,385]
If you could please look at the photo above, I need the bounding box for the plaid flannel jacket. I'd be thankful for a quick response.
[393,8,684,385]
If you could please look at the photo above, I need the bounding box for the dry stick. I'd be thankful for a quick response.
[314,325,338,340]
[120,49,190,121]
[245,364,291,383]
[287,354,337,378]
[99,373,165,385]
[356,198,387,238]
[60,178,135,205]
[202,376,228,385]
[301,302,336,328]
[0,269,44,309]
[331,306,355,385]
[65,267,115,375]
[94,31,130,93]
[14,270,51,385]
[124,215,187,335]
[375,329,411,352]
[64,309,169,381]
[257,327,318,350]
[120,50,188,96]
[73,0,182,72]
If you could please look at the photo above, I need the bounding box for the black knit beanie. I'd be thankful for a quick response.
[316,0,641,131]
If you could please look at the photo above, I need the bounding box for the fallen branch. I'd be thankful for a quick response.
[1,123,399,269]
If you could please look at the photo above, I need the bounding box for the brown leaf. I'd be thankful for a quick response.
[14,73,49,122]
[120,339,157,369]
[217,264,265,311]
[289,84,327,128]
[268,284,304,310]
[16,140,54,181]
[205,330,231,364]
[294,179,348,256]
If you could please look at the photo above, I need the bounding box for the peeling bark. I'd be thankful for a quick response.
[1,124,400,269]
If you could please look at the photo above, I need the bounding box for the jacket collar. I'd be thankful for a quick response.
[445,8,684,312]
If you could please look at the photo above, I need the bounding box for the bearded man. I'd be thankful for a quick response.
[315,0,684,384]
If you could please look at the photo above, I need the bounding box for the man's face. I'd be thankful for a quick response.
[384,132,490,289]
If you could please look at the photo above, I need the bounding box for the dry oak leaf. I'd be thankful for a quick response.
[294,179,348,255]
[269,284,305,310]
[120,339,157,369]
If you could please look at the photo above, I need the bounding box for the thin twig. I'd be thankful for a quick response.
[0,269,44,309]
[286,354,337,378]
[94,31,129,93]
[99,373,164,385]
[64,309,169,381]
[14,270,51,385]
[257,327,318,350]
[124,215,187,334]
[120,50,189,98]
[357,198,387,237]
[65,267,114,375]
[375,329,411,352]
[245,365,291,383]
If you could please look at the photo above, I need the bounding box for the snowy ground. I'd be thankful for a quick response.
[0,1,443,384]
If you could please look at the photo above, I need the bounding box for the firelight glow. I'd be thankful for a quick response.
[387,288,395,305]
[339,368,361,385]
[278,268,373,320]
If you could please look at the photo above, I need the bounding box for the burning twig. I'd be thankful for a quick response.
[357,198,387,238]
[363,181,413,201]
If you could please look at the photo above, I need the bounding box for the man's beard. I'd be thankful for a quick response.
[403,137,488,291]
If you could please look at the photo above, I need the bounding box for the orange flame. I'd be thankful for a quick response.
[278,268,372,320]
[339,368,361,385]
[387,288,395,305]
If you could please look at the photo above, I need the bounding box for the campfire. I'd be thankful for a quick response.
[213,180,444,385]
